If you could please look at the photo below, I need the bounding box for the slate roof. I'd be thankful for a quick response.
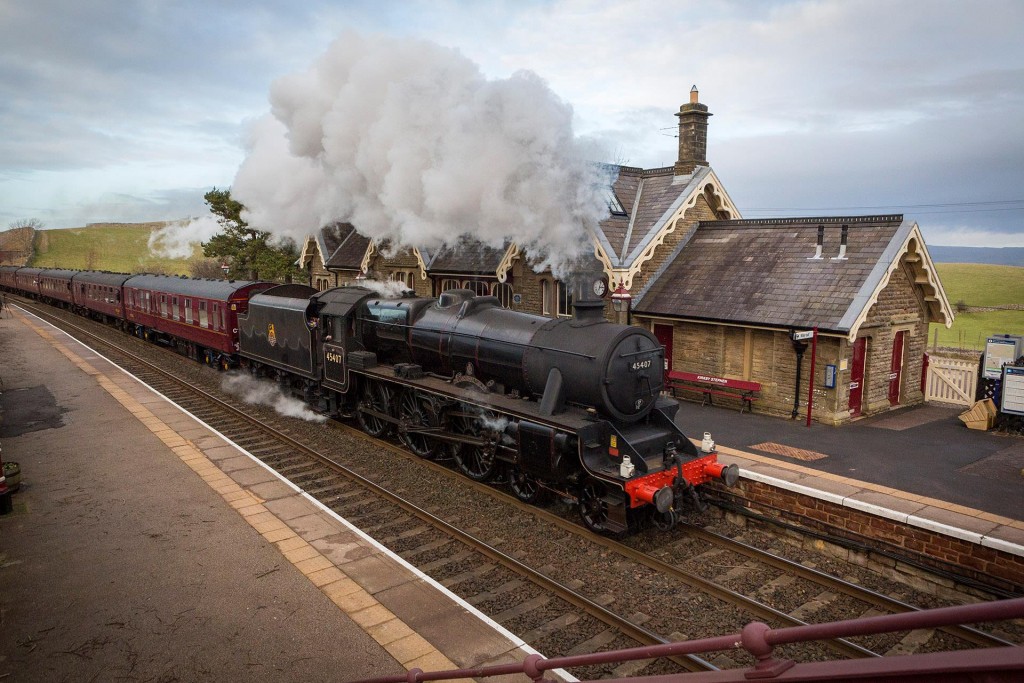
[427,237,509,275]
[324,223,372,270]
[595,165,716,269]
[633,215,915,333]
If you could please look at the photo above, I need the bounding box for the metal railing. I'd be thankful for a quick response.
[350,598,1024,683]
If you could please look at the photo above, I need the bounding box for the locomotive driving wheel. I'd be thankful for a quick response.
[397,389,440,459]
[579,479,610,533]
[508,467,544,504]
[450,404,499,481]
[357,379,394,438]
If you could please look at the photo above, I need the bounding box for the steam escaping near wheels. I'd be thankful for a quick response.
[221,372,327,423]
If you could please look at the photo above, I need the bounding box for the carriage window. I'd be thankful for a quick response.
[185,298,193,323]
[212,303,219,330]
[199,301,208,327]
[556,281,572,318]
[161,296,168,317]
[170,296,177,319]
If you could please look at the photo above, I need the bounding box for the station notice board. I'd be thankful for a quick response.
[1001,366,1024,416]
[984,336,1023,380]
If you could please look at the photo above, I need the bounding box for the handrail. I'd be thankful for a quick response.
[348,598,1024,683]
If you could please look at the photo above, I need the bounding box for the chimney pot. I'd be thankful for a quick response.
[674,86,712,176]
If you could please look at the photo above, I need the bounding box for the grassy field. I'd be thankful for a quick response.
[28,223,197,274]
[929,263,1024,350]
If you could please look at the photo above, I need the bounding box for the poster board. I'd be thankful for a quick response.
[1001,366,1024,416]
[984,336,1022,380]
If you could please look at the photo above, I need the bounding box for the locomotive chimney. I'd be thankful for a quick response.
[570,271,607,325]
[674,85,712,176]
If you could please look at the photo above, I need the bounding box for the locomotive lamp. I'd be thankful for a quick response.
[611,281,631,325]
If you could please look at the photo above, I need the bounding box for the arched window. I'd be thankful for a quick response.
[490,282,513,308]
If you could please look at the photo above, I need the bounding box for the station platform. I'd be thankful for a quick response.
[0,307,541,681]
[674,394,1024,558]
[2,303,1022,680]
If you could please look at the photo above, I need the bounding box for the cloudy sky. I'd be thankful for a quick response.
[2,0,1022,247]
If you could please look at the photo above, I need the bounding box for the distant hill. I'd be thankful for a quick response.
[928,245,1024,267]
[27,222,196,274]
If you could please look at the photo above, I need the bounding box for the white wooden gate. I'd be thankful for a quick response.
[924,355,978,406]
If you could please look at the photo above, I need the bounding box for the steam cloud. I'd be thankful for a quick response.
[232,31,614,277]
[221,372,327,423]
[148,215,223,259]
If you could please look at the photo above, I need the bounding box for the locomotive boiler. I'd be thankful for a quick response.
[239,282,738,533]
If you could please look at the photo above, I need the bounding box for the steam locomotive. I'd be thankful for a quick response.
[0,266,737,532]
[239,281,738,533]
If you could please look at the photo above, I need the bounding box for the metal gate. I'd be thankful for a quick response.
[924,354,978,406]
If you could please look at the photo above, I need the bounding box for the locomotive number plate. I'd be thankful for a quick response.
[630,359,653,372]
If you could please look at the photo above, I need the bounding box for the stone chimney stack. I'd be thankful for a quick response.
[674,85,712,176]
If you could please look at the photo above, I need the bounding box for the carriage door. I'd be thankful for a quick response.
[849,337,867,417]
[888,331,906,406]
[654,324,673,378]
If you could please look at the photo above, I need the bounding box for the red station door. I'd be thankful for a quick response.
[849,337,867,417]
[888,330,905,406]
[654,324,674,378]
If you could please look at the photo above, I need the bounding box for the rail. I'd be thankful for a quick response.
[350,598,1024,683]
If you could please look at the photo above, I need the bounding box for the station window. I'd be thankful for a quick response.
[556,281,572,318]
[541,280,551,315]
[199,301,208,327]
[184,298,193,324]
[490,282,513,309]
[440,278,461,292]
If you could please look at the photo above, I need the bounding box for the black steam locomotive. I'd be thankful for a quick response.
[239,281,738,533]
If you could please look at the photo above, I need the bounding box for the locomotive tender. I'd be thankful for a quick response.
[0,265,737,532]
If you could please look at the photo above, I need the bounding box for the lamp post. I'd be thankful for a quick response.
[611,282,631,326]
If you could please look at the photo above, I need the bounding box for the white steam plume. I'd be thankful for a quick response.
[148,215,223,259]
[357,278,412,298]
[232,31,614,278]
[221,373,327,423]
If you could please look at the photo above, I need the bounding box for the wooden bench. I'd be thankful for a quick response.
[666,371,762,414]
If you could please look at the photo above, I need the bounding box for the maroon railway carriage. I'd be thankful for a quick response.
[122,275,273,365]
[37,269,79,307]
[73,271,134,322]
[13,267,44,297]
[0,265,19,291]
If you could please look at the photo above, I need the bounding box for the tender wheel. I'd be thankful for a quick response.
[579,479,610,533]
[357,380,394,437]
[397,389,439,459]
[451,405,499,481]
[508,467,544,504]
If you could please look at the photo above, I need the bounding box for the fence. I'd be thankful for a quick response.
[924,354,978,406]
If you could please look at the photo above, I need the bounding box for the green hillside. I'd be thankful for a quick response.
[28,223,197,274]
[930,263,1024,350]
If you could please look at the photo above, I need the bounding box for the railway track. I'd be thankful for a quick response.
[13,298,1022,675]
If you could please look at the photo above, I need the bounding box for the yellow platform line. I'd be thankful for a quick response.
[14,310,458,675]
